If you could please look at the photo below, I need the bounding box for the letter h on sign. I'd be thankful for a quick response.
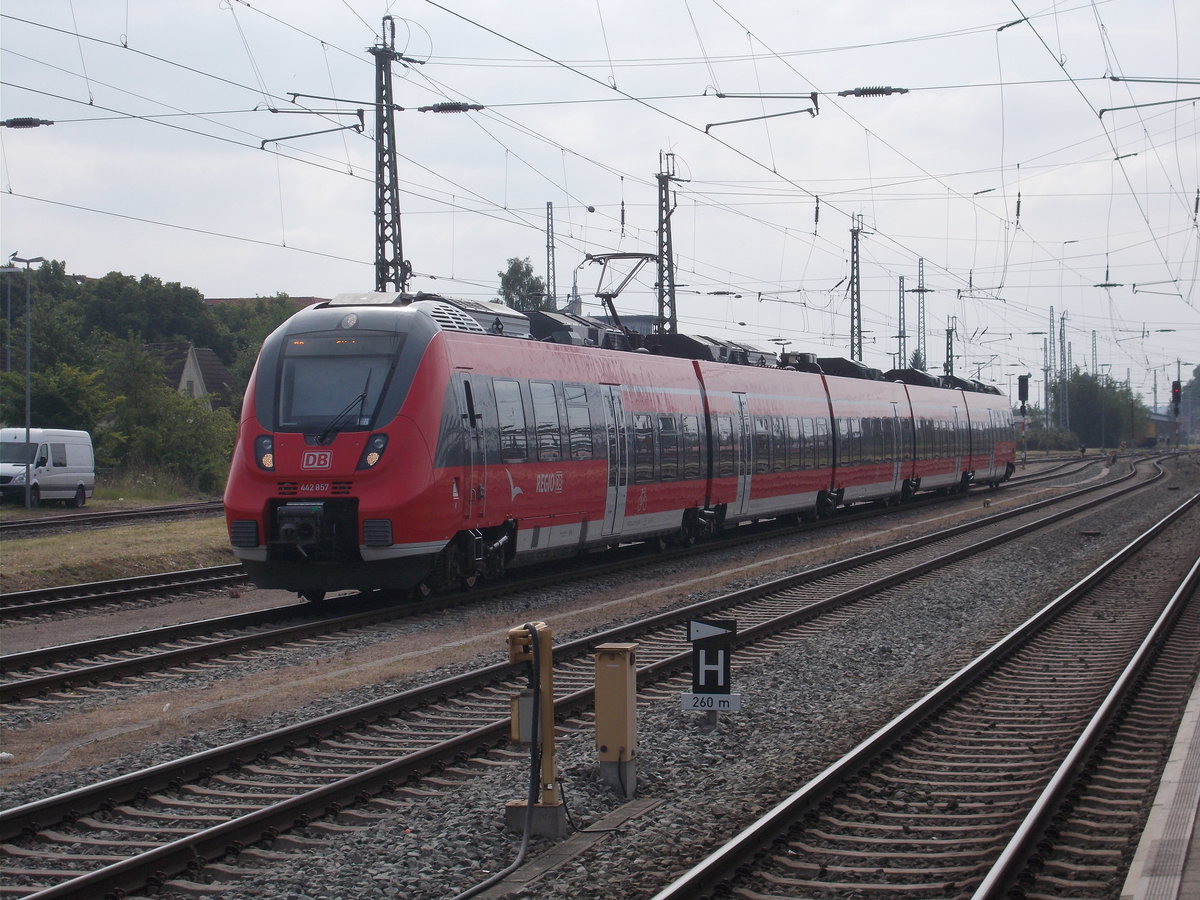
[688,618,736,695]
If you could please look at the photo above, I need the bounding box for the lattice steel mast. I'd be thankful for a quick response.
[370,16,412,292]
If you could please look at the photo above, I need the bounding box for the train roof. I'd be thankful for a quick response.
[326,291,533,339]
[884,368,941,387]
[525,309,631,350]
[319,291,1006,396]
[818,357,885,381]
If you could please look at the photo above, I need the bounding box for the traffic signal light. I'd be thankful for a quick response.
[1017,374,1029,403]
[1171,380,1182,416]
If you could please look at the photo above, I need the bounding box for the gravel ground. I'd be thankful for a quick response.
[5,455,1196,900]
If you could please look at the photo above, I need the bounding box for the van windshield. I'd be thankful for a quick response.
[0,443,35,465]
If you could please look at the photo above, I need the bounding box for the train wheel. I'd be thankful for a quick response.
[444,541,479,590]
[817,492,837,519]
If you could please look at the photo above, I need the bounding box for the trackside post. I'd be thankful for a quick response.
[595,642,639,798]
[505,621,567,839]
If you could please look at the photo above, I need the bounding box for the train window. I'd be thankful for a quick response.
[801,418,815,469]
[814,418,829,468]
[754,416,771,474]
[716,415,735,478]
[840,418,852,466]
[786,418,801,471]
[772,418,787,472]
[659,415,679,480]
[530,382,562,462]
[633,414,655,483]
[565,384,593,459]
[494,379,528,462]
[682,415,701,479]
[861,417,875,464]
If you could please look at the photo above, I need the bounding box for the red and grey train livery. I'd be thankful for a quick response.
[224,292,1015,600]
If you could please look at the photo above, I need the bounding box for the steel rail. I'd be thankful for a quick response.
[0,500,223,536]
[971,549,1200,899]
[0,462,1169,898]
[0,565,248,618]
[0,453,1152,705]
[648,488,1200,900]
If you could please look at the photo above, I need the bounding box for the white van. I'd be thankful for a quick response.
[0,428,96,507]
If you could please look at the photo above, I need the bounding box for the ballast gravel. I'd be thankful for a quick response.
[4,457,1197,900]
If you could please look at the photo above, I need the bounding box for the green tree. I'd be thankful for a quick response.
[909,348,927,371]
[1059,370,1149,449]
[83,272,217,347]
[208,294,299,387]
[119,389,237,493]
[0,260,296,493]
[0,364,112,432]
[497,257,550,312]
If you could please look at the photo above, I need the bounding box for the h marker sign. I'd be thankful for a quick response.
[682,618,741,713]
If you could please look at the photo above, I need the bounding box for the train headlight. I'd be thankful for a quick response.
[357,433,388,469]
[255,435,275,471]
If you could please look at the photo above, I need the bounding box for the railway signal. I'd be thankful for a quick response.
[1171,380,1181,416]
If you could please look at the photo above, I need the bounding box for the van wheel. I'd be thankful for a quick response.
[71,486,87,508]
[29,486,40,508]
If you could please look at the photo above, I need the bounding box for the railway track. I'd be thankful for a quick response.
[0,566,248,620]
[0,500,223,538]
[0,456,1136,709]
[0,458,1176,898]
[0,456,1096,625]
[650,492,1200,900]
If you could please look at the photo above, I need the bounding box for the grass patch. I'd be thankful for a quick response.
[0,518,234,593]
[94,468,217,504]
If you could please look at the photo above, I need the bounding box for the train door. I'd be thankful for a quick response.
[734,393,753,517]
[988,410,998,472]
[461,375,487,522]
[952,405,964,478]
[602,386,629,536]
[890,402,904,494]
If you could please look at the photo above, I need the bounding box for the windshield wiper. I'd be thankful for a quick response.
[316,371,372,445]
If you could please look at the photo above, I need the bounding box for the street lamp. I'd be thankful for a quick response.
[9,253,44,508]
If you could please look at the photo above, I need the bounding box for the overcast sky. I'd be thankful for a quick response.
[2,1,1197,409]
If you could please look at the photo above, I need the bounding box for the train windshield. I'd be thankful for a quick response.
[276,331,404,432]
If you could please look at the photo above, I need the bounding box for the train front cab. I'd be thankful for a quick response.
[225,300,459,598]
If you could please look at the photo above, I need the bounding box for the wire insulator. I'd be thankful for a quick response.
[836,86,909,97]
[418,102,483,113]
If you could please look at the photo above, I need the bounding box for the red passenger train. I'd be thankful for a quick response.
[224,293,1015,601]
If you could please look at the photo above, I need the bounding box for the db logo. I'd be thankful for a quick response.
[302,450,333,470]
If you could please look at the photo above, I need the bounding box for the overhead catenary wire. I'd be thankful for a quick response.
[1,4,1193,392]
